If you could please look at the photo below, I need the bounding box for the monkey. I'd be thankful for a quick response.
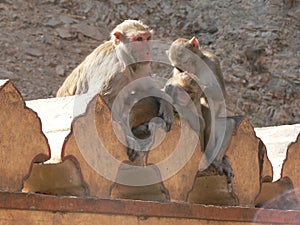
[244,47,267,73]
[164,71,205,144]
[167,36,226,144]
[57,19,153,103]
[166,37,234,183]
[56,20,174,163]
[168,37,226,116]
[164,71,234,182]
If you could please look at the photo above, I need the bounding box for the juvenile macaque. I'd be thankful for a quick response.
[168,37,226,116]
[244,47,266,73]
[164,71,205,145]
[167,36,226,143]
[57,20,173,162]
[167,37,233,182]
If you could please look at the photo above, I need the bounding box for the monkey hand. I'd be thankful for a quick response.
[126,135,145,162]
[126,124,155,162]
[158,100,174,132]
[211,155,234,183]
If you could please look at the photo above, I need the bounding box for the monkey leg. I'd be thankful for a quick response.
[211,155,234,183]
[207,118,236,183]
[126,122,155,164]
[158,99,174,132]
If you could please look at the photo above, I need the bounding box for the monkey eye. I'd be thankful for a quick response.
[136,36,143,41]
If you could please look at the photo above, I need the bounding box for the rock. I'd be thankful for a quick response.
[24,48,43,57]
[59,15,74,24]
[72,23,108,41]
[0,68,19,80]
[46,19,61,27]
[55,65,65,77]
[55,27,74,40]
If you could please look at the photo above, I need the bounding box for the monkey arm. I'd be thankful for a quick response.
[158,99,174,132]
[131,78,174,133]
[56,70,79,97]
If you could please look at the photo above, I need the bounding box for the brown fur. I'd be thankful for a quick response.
[56,20,152,107]
[165,72,205,148]
[57,20,173,163]
[123,87,173,163]
[167,38,233,182]
[168,37,226,100]
[167,37,227,148]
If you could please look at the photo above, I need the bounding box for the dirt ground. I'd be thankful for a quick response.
[0,0,299,127]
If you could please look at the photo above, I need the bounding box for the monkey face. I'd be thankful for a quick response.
[165,83,191,106]
[168,42,198,75]
[126,32,152,63]
[113,20,153,65]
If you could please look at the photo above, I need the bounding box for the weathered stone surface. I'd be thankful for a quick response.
[254,124,300,209]
[188,175,238,206]
[225,117,263,206]
[255,177,299,210]
[110,162,169,202]
[0,80,50,191]
[147,118,203,202]
[62,95,203,201]
[22,158,88,196]
[62,95,128,197]
[282,133,300,202]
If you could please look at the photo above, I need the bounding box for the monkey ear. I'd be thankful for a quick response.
[113,31,123,45]
[189,37,200,48]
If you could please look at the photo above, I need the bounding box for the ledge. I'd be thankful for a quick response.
[0,191,299,224]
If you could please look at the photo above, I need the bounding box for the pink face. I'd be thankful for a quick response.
[129,32,152,62]
[130,32,152,42]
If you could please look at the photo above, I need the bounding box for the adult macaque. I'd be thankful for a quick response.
[167,37,233,182]
[168,37,226,117]
[57,20,173,162]
[57,19,153,104]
